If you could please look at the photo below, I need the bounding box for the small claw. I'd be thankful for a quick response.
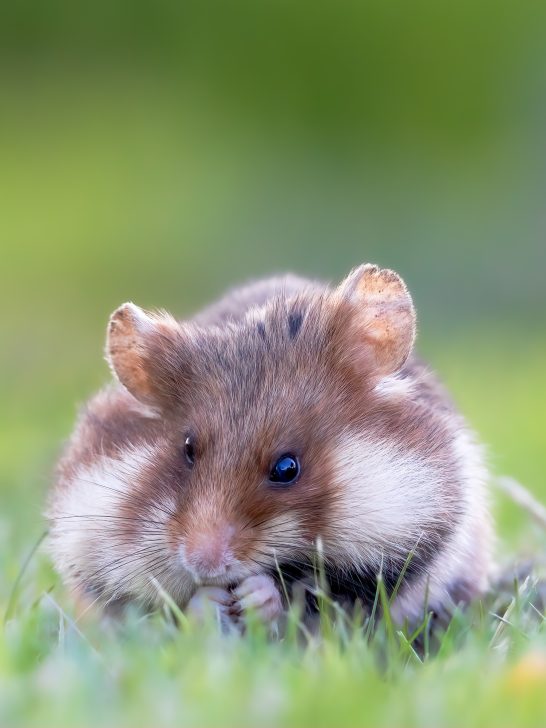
[186,586,235,627]
[232,574,283,625]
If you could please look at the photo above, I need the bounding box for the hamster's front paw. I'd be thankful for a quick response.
[232,574,284,627]
[186,586,238,632]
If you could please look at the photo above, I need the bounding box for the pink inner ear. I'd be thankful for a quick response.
[107,312,154,403]
[338,264,416,377]
[106,303,183,408]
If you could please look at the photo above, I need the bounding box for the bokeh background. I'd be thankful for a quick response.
[1,0,546,579]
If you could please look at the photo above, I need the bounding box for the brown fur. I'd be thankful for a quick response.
[47,265,492,620]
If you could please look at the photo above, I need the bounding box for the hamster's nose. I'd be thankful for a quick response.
[183,524,235,581]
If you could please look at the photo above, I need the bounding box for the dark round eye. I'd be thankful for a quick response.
[269,454,300,485]
[184,436,195,467]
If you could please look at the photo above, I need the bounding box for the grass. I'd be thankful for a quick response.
[1,330,546,728]
[2,538,546,728]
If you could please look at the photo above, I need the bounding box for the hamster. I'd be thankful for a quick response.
[46,264,493,628]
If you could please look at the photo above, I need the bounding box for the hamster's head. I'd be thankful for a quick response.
[106,264,422,597]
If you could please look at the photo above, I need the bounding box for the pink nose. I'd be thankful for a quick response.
[184,525,234,580]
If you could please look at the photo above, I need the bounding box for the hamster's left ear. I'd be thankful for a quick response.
[336,264,416,377]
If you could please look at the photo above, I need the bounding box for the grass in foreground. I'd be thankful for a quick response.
[2,529,546,728]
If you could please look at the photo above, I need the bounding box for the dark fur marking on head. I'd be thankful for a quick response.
[288,311,303,339]
[256,321,266,340]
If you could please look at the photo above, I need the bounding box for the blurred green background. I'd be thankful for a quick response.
[1,0,546,575]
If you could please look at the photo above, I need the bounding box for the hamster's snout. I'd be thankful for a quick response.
[181,523,237,582]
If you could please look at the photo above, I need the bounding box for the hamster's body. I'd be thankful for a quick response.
[47,265,492,627]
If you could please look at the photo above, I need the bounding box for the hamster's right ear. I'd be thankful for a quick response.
[336,264,416,379]
[106,302,185,408]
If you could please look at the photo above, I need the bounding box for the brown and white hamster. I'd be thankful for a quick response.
[47,264,492,627]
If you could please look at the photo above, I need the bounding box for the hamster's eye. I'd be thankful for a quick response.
[184,436,196,467]
[269,454,300,486]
